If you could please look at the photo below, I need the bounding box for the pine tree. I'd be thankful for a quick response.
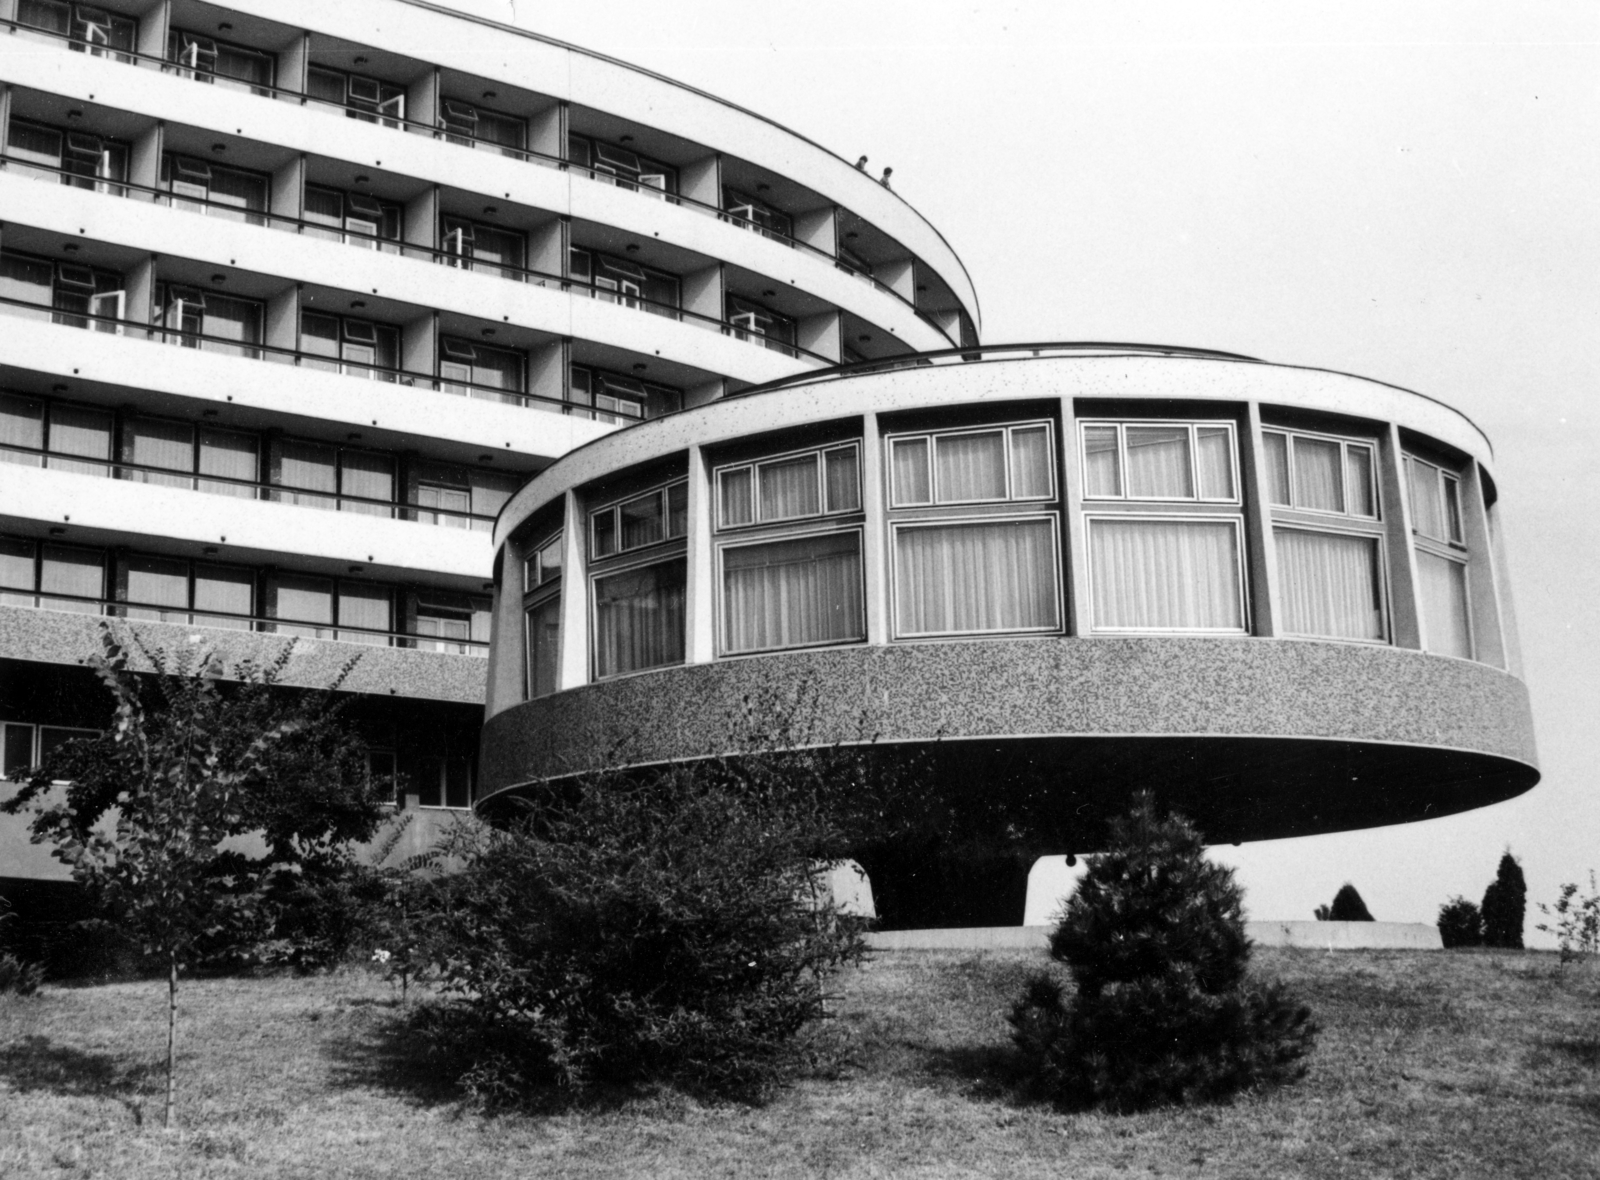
[1481,852,1527,949]
[1009,794,1316,1112]
[1328,883,1375,922]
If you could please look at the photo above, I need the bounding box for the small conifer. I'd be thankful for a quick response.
[1481,852,1527,949]
[1328,883,1375,922]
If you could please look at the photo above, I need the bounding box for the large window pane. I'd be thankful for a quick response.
[340,451,394,516]
[890,437,931,505]
[825,448,861,512]
[936,431,1006,502]
[593,560,686,678]
[1346,446,1375,518]
[124,555,189,620]
[1276,528,1384,641]
[0,254,54,310]
[1293,437,1343,513]
[895,518,1059,636]
[1417,550,1471,658]
[723,532,864,653]
[759,454,820,520]
[274,439,337,508]
[0,395,45,464]
[125,418,194,487]
[1123,426,1192,499]
[40,544,102,612]
[201,294,262,357]
[1263,432,1291,506]
[198,428,258,498]
[1407,457,1446,540]
[719,467,754,527]
[46,403,112,477]
[1089,518,1243,631]
[526,596,561,698]
[1,538,37,602]
[7,122,63,180]
[619,491,665,549]
[337,583,392,645]
[271,574,333,637]
[193,564,252,629]
[1081,425,1121,498]
[1195,427,1235,500]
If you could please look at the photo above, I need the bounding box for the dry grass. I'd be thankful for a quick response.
[1,948,1597,1179]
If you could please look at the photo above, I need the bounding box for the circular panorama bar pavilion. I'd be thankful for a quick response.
[480,345,1539,922]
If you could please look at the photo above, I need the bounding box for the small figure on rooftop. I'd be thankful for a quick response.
[855,155,869,171]
[880,166,893,189]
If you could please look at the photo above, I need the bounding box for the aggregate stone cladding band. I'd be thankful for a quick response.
[479,637,1536,792]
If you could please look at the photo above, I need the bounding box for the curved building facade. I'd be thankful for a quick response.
[481,347,1538,865]
[0,0,976,886]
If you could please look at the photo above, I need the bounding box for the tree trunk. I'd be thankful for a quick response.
[164,953,177,1130]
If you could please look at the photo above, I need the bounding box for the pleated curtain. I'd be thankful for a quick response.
[935,433,1006,501]
[825,449,861,511]
[526,597,561,697]
[46,404,112,476]
[1275,528,1383,640]
[192,565,253,630]
[1292,437,1343,513]
[271,574,334,638]
[275,440,338,509]
[895,519,1058,634]
[1082,426,1122,497]
[1407,458,1446,540]
[198,428,258,498]
[1263,433,1291,505]
[594,562,686,678]
[1090,518,1242,630]
[722,533,863,653]
[337,583,393,646]
[123,555,188,621]
[759,455,820,519]
[39,545,103,614]
[1009,427,1053,498]
[1124,426,1193,498]
[339,451,395,517]
[0,395,44,465]
[1195,427,1235,499]
[1416,550,1472,658]
[126,418,194,488]
[891,438,931,504]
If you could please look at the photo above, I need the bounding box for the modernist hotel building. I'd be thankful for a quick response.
[0,0,1536,920]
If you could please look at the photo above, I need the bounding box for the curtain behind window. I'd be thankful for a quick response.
[198,428,257,498]
[526,596,561,697]
[896,518,1058,635]
[271,574,333,637]
[1263,433,1291,505]
[18,1,71,35]
[1417,551,1471,658]
[1195,427,1234,499]
[274,440,337,508]
[1090,518,1242,630]
[340,451,395,516]
[1276,528,1383,641]
[723,532,863,653]
[39,544,102,612]
[206,167,268,224]
[0,538,35,602]
[46,403,112,476]
[7,122,63,180]
[1009,427,1052,499]
[1124,427,1192,498]
[825,449,860,512]
[337,583,392,645]
[759,455,819,519]
[201,295,262,356]
[1407,459,1446,539]
[593,561,685,678]
[0,395,45,465]
[124,555,188,620]
[125,418,194,487]
[193,564,252,629]
[1082,425,1121,497]
[1293,437,1343,512]
[936,432,1006,501]
[891,438,930,504]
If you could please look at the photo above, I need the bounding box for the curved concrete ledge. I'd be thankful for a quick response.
[478,636,1538,844]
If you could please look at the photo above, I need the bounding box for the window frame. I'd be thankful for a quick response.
[887,510,1066,641]
[714,442,862,531]
[714,521,868,656]
[587,478,689,561]
[521,530,564,698]
[886,420,1058,509]
[587,550,689,681]
[1078,418,1241,505]
[1083,511,1251,636]
[1262,426,1381,521]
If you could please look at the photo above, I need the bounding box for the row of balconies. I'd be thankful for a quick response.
[0,4,977,351]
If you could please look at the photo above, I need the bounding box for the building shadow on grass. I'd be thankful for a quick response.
[0,1035,156,1123]
[919,1041,1033,1104]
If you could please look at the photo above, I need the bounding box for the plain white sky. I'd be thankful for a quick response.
[447,0,1598,939]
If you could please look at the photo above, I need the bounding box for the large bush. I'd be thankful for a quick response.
[1481,852,1526,949]
[1437,896,1484,948]
[1326,883,1375,922]
[1010,795,1316,1112]
[426,742,891,1105]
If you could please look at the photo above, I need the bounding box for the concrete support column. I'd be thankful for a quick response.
[529,100,564,161]
[861,411,890,643]
[270,154,305,221]
[684,378,724,409]
[404,185,438,252]
[125,255,157,337]
[529,216,565,278]
[0,86,10,157]
[484,545,526,718]
[684,444,715,663]
[400,309,436,376]
[797,310,842,362]
[527,337,566,409]
[793,205,837,256]
[556,489,589,690]
[681,262,724,322]
[679,154,720,208]
[1380,422,1424,650]
[408,68,440,132]
[1241,403,1282,637]
[133,0,169,59]
[278,31,311,96]
[876,257,915,303]
[264,283,299,354]
[1460,461,1507,669]
[1485,499,1524,677]
[128,122,164,198]
[1059,397,1090,636]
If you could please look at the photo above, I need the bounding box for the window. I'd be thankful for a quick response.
[266,574,395,645]
[0,251,126,333]
[268,438,395,517]
[2,722,99,778]
[439,99,526,157]
[116,555,253,630]
[890,424,1054,507]
[568,134,677,196]
[414,594,490,657]
[886,422,1063,639]
[723,188,793,240]
[300,312,400,380]
[307,67,406,127]
[0,394,113,476]
[441,216,528,279]
[305,186,402,251]
[1405,452,1472,658]
[567,366,681,423]
[590,481,688,559]
[718,445,860,528]
[523,532,563,698]
[18,2,135,60]
[1080,419,1246,634]
[155,284,263,357]
[409,459,518,532]
[570,248,680,316]
[161,155,269,224]
[725,294,796,356]
[1262,428,1386,643]
[167,28,275,94]
[439,338,526,404]
[6,119,128,193]
[592,560,686,678]
[0,537,105,613]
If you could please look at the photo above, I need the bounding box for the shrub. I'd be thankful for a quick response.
[427,754,877,1104]
[1536,871,1600,965]
[1437,896,1484,948]
[0,952,44,996]
[1010,794,1316,1112]
[1328,883,1375,922]
[1481,852,1527,949]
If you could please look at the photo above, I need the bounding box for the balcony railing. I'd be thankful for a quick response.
[0,589,488,655]
[0,442,500,530]
[0,155,840,365]
[1,15,955,347]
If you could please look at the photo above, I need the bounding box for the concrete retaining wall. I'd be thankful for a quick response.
[865,920,1442,952]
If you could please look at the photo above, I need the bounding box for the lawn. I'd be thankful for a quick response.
[1,949,1597,1179]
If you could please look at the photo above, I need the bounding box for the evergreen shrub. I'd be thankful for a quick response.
[1481,852,1527,949]
[1009,795,1316,1112]
[1328,883,1375,922]
[1437,896,1484,948]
